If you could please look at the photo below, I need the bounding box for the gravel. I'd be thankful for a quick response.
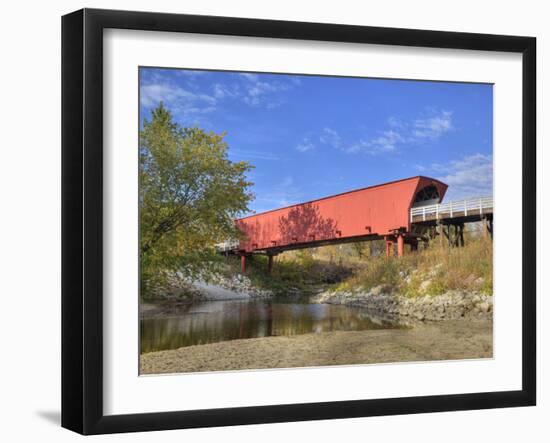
[311,287,493,321]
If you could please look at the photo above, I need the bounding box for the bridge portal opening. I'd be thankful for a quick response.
[412,185,440,207]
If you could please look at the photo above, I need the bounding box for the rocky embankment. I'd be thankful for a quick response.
[141,274,273,318]
[312,285,492,321]
[154,273,273,302]
[193,273,273,300]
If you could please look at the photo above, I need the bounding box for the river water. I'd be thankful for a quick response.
[140,299,405,353]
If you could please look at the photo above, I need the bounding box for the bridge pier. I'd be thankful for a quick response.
[482,216,493,239]
[267,254,274,274]
[385,237,393,258]
[397,234,405,257]
[438,221,445,248]
[384,234,407,257]
[240,254,247,274]
[446,223,465,247]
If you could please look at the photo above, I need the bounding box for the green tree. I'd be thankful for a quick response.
[139,103,253,296]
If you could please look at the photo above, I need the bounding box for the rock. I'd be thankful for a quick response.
[419,280,432,293]
[370,285,388,296]
[311,288,492,322]
[478,301,490,313]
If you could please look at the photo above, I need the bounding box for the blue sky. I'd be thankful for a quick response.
[140,67,493,215]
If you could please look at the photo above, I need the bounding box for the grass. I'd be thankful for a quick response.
[335,234,493,297]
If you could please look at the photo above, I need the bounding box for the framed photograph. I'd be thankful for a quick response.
[62,8,536,435]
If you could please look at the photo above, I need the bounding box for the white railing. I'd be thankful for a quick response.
[215,239,240,252]
[410,196,493,222]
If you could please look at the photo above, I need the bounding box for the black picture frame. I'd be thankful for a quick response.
[62,8,536,435]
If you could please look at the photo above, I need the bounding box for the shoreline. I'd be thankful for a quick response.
[312,288,493,321]
[140,318,493,375]
[141,287,493,322]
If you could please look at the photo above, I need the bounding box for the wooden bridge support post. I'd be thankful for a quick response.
[423,238,430,250]
[451,224,457,247]
[482,216,493,240]
[240,255,247,274]
[385,237,393,258]
[397,234,405,257]
[267,255,274,274]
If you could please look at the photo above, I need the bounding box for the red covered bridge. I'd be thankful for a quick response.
[219,176,493,273]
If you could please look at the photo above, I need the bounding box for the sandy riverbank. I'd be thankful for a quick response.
[140,318,492,375]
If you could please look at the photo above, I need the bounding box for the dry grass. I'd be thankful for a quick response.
[336,234,493,297]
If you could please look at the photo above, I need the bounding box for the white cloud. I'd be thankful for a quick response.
[239,73,259,81]
[313,110,454,156]
[348,130,403,155]
[319,128,342,149]
[296,137,315,152]
[142,70,299,122]
[174,70,208,78]
[363,110,453,154]
[212,83,231,99]
[243,80,289,107]
[140,83,217,120]
[212,82,243,100]
[413,111,453,139]
[413,164,428,172]
[235,73,295,108]
[417,153,493,199]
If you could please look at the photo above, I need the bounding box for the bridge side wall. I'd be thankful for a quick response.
[236,177,447,253]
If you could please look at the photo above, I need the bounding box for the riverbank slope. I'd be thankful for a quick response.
[313,287,493,321]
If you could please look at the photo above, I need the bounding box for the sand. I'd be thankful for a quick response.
[140,318,492,375]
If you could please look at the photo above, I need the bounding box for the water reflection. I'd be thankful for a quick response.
[140,300,403,353]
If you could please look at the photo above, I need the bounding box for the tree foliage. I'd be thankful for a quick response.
[139,103,253,296]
